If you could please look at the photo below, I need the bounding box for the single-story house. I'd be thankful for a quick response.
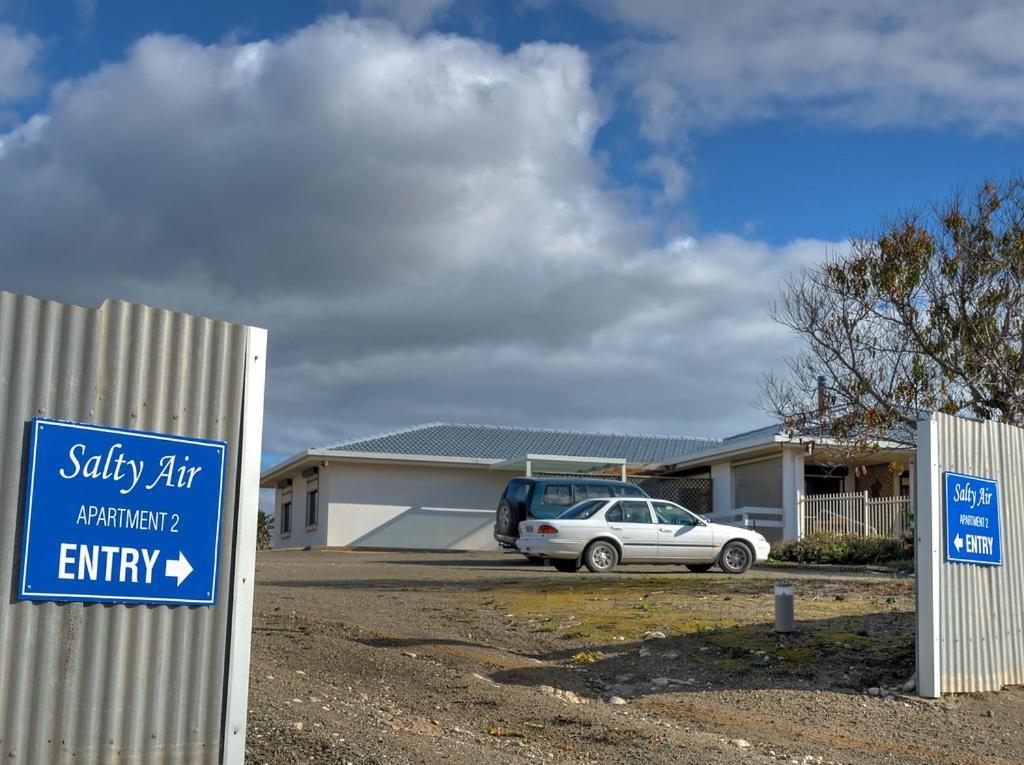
[261,422,916,551]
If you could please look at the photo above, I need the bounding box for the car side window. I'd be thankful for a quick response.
[653,501,698,526]
[605,506,622,523]
[506,482,528,503]
[586,484,612,499]
[542,484,573,507]
[619,500,653,524]
[572,484,593,503]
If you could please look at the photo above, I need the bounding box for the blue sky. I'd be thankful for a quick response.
[8,1,1020,245]
[1,1,1022,464]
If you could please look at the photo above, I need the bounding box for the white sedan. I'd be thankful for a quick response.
[516,497,771,574]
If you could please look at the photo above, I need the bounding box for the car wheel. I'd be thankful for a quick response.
[524,555,545,566]
[684,563,714,573]
[583,540,619,573]
[552,559,579,573]
[718,541,752,574]
[496,500,518,537]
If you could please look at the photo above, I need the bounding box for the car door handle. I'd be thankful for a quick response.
[659,528,674,533]
[610,525,623,531]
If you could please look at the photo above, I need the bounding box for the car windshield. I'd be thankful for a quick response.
[558,499,606,519]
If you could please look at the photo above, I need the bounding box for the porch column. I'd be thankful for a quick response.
[525,459,532,478]
[782,448,805,540]
[620,464,627,481]
[710,462,733,514]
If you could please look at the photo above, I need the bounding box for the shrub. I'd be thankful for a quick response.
[256,510,271,551]
[769,532,910,566]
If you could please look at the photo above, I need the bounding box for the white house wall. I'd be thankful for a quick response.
[323,462,510,550]
[272,473,328,549]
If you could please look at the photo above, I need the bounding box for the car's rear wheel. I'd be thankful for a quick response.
[685,563,714,573]
[583,540,619,573]
[524,555,545,566]
[718,541,752,574]
[496,500,518,537]
[552,558,579,572]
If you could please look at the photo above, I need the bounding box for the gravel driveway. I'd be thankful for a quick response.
[245,550,1024,764]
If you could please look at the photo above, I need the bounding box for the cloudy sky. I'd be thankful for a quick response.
[1,1,1022,464]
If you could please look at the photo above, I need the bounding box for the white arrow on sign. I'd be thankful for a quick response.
[165,552,193,586]
[954,534,964,552]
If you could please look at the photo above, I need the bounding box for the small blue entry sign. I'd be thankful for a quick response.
[944,471,1002,567]
[19,418,227,606]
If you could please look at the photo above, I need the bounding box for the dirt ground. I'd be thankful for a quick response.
[245,550,1024,765]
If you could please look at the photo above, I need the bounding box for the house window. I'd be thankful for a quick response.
[306,489,319,528]
[281,501,292,535]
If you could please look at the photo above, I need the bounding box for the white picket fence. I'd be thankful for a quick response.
[798,491,911,538]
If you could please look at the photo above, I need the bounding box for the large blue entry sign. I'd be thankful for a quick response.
[19,418,227,605]
[945,471,1002,567]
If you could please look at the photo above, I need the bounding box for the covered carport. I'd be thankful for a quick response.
[490,454,628,480]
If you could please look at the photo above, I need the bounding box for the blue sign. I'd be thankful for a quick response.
[19,418,227,606]
[945,471,1002,567]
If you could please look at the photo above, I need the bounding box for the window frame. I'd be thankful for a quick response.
[616,499,654,524]
[281,500,292,536]
[306,488,319,529]
[652,500,701,526]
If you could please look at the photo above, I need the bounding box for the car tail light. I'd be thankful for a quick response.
[537,524,558,535]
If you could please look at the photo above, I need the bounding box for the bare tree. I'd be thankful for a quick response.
[763,178,1024,448]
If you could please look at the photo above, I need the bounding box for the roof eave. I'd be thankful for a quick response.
[259,449,502,487]
[658,432,915,473]
[658,435,787,471]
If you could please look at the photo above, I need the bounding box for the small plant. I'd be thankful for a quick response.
[634,598,658,613]
[570,651,601,665]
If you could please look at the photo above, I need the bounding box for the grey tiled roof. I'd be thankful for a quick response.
[327,423,719,465]
[721,423,785,443]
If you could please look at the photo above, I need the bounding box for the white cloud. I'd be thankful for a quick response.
[589,0,1024,138]
[0,23,42,104]
[356,0,454,32]
[0,15,834,455]
[641,153,689,202]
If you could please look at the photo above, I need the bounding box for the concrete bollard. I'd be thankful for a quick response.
[774,580,795,633]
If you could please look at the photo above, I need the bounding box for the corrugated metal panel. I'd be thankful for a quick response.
[919,413,1024,694]
[0,291,253,762]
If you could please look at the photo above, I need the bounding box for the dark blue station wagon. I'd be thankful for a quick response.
[493,477,649,560]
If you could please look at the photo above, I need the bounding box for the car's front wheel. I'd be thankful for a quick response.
[552,558,579,572]
[718,541,753,574]
[583,540,619,573]
[684,563,714,573]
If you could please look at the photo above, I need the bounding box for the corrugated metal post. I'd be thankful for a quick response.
[0,292,267,762]
[916,416,942,697]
